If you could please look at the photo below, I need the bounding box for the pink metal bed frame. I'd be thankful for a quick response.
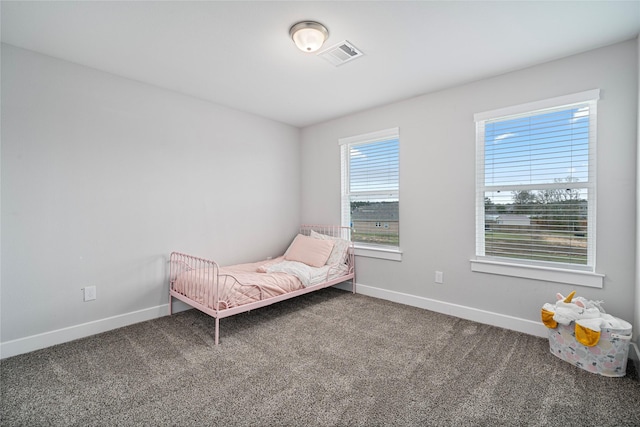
[169,225,355,345]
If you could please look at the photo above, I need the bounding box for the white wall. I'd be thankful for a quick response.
[1,44,301,356]
[302,39,638,336]
[636,35,640,354]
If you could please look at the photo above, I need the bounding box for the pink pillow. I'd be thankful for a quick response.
[285,234,335,267]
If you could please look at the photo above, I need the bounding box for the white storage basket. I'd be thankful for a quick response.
[548,319,632,377]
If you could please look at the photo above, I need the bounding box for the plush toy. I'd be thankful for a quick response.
[541,291,623,347]
[548,291,601,325]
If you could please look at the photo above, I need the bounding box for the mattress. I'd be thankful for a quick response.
[172,257,302,310]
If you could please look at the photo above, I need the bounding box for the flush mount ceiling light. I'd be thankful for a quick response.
[289,21,329,53]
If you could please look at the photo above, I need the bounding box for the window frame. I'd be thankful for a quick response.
[471,90,604,287]
[339,127,402,261]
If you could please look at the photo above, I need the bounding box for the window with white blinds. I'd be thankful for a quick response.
[340,128,399,249]
[475,90,599,270]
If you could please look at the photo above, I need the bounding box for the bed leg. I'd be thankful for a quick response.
[215,317,220,345]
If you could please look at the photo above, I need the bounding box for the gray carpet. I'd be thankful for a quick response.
[1,288,639,426]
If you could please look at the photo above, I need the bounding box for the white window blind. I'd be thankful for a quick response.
[340,128,399,248]
[475,90,599,269]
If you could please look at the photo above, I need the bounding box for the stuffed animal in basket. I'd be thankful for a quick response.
[541,291,625,346]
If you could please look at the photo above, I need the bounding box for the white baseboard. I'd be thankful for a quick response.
[2,283,612,360]
[629,341,640,364]
[0,299,194,359]
[336,282,548,338]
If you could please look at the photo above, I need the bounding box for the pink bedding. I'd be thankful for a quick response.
[172,256,304,310]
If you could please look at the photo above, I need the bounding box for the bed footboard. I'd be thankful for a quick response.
[170,252,219,315]
[169,252,239,345]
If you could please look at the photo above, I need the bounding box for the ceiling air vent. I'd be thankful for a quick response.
[318,40,363,66]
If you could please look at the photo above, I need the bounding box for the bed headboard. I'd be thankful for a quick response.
[299,224,351,241]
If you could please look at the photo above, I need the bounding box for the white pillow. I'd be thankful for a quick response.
[310,230,350,265]
[284,234,335,268]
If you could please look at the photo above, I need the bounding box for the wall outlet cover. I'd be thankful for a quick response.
[84,286,96,301]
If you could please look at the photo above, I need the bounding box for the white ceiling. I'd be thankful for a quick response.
[2,1,639,128]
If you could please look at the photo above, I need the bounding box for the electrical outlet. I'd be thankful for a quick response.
[84,286,96,302]
[435,271,444,284]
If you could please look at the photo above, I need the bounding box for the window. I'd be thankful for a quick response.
[340,128,400,253]
[474,90,600,280]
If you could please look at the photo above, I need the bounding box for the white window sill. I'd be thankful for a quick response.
[470,258,604,288]
[354,245,402,261]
